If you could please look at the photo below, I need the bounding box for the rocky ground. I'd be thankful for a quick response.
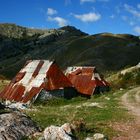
[0,111,39,140]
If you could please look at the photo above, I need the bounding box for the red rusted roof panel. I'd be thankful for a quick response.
[22,87,41,103]
[95,78,105,86]
[15,72,26,82]
[2,83,14,100]
[66,66,109,96]
[46,63,72,90]
[10,85,25,102]
[67,74,96,95]
[0,60,73,103]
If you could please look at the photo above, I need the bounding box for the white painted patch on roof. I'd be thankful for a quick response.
[65,67,82,74]
[30,61,53,87]
[15,60,53,95]
[19,60,40,86]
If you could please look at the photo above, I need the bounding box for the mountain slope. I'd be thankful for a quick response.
[107,63,140,88]
[0,23,140,79]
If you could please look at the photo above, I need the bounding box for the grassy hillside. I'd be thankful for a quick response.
[0,24,140,79]
[25,90,133,139]
[54,34,140,71]
[107,64,140,89]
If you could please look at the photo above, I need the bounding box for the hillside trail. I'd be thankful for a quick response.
[122,87,140,118]
[113,87,140,140]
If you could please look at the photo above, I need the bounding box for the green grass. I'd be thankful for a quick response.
[107,67,140,90]
[25,90,133,139]
[0,80,9,92]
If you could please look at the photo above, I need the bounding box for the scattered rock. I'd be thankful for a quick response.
[104,97,110,100]
[85,133,105,140]
[83,102,103,108]
[8,102,28,110]
[0,111,39,140]
[93,133,105,140]
[85,137,93,140]
[119,88,123,91]
[44,123,75,140]
[75,102,103,109]
[61,123,72,135]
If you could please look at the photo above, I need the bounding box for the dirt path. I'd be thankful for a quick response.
[113,87,140,140]
[122,87,140,140]
[122,87,140,117]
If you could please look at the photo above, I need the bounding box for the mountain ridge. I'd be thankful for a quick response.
[0,23,140,79]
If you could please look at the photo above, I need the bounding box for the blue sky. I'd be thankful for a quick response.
[0,0,140,35]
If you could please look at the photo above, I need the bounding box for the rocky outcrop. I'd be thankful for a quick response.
[0,111,39,140]
[43,122,106,140]
[43,123,76,140]
[37,29,66,45]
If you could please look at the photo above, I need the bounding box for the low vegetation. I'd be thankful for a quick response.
[25,90,133,139]
[108,67,140,89]
[0,79,9,91]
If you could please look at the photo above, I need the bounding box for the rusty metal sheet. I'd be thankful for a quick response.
[2,83,14,100]
[66,66,109,96]
[46,63,72,90]
[15,72,26,82]
[22,87,42,103]
[68,74,96,95]
[10,85,25,102]
[0,60,73,103]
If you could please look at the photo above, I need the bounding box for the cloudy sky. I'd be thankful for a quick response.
[0,0,140,35]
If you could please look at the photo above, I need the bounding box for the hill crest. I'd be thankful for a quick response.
[0,23,140,79]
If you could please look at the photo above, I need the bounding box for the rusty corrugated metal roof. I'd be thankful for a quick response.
[0,60,72,103]
[65,66,109,96]
[46,63,72,90]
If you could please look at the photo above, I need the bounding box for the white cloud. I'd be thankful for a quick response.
[137,4,140,9]
[134,26,140,34]
[73,12,101,22]
[47,8,57,15]
[80,0,95,3]
[80,0,109,3]
[48,16,68,27]
[99,0,109,2]
[124,4,140,18]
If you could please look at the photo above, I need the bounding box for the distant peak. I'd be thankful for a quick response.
[59,25,77,31]
[59,25,88,35]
